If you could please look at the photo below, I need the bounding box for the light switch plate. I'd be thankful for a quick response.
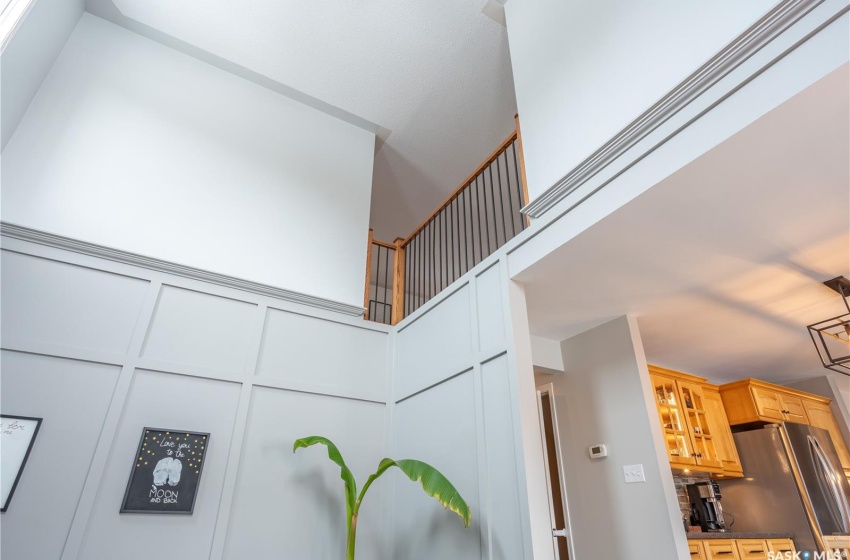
[623,464,645,483]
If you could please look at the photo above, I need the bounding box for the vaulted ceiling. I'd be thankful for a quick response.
[86,0,518,241]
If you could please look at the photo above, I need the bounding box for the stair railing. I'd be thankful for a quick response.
[365,115,529,325]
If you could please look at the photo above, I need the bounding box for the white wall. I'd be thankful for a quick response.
[555,316,687,559]
[0,0,83,150]
[0,235,390,560]
[1,14,375,308]
[505,0,774,203]
[390,261,537,560]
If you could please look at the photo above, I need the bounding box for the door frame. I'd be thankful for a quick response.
[536,382,575,560]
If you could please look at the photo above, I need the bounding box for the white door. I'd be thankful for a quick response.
[537,383,573,560]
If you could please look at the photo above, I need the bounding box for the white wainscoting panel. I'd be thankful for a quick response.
[223,386,386,560]
[1,250,150,355]
[481,354,526,560]
[0,351,121,560]
[391,371,481,560]
[395,285,473,398]
[141,286,257,373]
[256,308,387,400]
[475,264,506,356]
[76,369,242,560]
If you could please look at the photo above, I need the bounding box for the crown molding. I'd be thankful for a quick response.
[522,0,828,219]
[0,222,367,317]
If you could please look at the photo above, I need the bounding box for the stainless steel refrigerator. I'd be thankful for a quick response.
[718,423,850,553]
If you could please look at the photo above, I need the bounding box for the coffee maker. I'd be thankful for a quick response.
[687,481,727,532]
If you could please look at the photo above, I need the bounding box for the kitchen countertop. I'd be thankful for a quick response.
[686,532,794,540]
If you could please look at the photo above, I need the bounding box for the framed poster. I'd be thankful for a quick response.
[120,428,209,514]
[1,415,43,512]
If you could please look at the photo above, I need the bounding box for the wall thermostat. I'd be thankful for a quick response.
[588,444,608,459]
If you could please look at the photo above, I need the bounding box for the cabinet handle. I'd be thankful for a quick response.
[714,551,733,555]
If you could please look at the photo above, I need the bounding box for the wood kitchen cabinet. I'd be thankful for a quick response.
[702,539,741,560]
[690,539,796,560]
[703,386,744,477]
[719,378,850,479]
[720,379,810,425]
[649,366,742,477]
[689,542,707,559]
[765,539,796,557]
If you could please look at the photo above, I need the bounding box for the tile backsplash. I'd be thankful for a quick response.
[673,472,711,524]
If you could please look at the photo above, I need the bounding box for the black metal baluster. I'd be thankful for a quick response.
[430,217,435,301]
[488,161,499,250]
[475,174,485,263]
[455,199,460,281]
[462,186,469,274]
[448,202,454,285]
[477,174,487,257]
[502,152,517,238]
[495,156,509,246]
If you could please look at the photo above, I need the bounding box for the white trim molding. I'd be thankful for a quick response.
[522,0,831,219]
[0,222,367,317]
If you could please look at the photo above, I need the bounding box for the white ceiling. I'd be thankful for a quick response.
[517,64,850,386]
[85,0,517,240]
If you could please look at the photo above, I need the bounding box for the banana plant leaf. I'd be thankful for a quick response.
[293,436,357,519]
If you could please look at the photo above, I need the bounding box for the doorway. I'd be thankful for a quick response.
[537,382,572,560]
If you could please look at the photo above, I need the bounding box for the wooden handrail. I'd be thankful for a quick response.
[402,129,519,247]
[371,238,396,250]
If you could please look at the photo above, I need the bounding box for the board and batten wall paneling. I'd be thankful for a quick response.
[395,285,473,399]
[141,286,258,374]
[1,249,150,356]
[388,257,533,560]
[77,370,242,560]
[0,234,392,560]
[255,308,388,401]
[475,264,507,356]
[0,351,121,560]
[480,354,527,560]
[391,372,482,560]
[223,387,387,560]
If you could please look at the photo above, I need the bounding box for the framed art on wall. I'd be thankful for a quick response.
[1,415,43,512]
[120,427,210,514]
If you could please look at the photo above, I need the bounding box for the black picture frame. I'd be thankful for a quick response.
[1,414,43,513]
[119,427,210,514]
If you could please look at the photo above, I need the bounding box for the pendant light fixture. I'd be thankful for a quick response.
[808,276,850,376]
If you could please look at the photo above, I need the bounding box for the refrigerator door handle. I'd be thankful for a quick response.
[809,435,850,533]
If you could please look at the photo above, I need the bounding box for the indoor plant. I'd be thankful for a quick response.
[293,436,471,560]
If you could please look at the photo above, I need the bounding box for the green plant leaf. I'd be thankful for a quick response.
[361,458,471,528]
[293,436,357,519]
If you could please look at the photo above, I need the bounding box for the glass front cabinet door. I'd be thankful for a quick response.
[651,374,696,467]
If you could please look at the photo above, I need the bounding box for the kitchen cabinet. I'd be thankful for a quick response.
[649,366,741,477]
[703,386,744,477]
[689,542,707,559]
[722,380,811,425]
[736,540,769,560]
[690,539,796,560]
[719,379,850,479]
[765,539,796,557]
[703,539,741,560]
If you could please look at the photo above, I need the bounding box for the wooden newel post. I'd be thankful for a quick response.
[514,114,530,226]
[391,237,405,325]
[363,229,374,320]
